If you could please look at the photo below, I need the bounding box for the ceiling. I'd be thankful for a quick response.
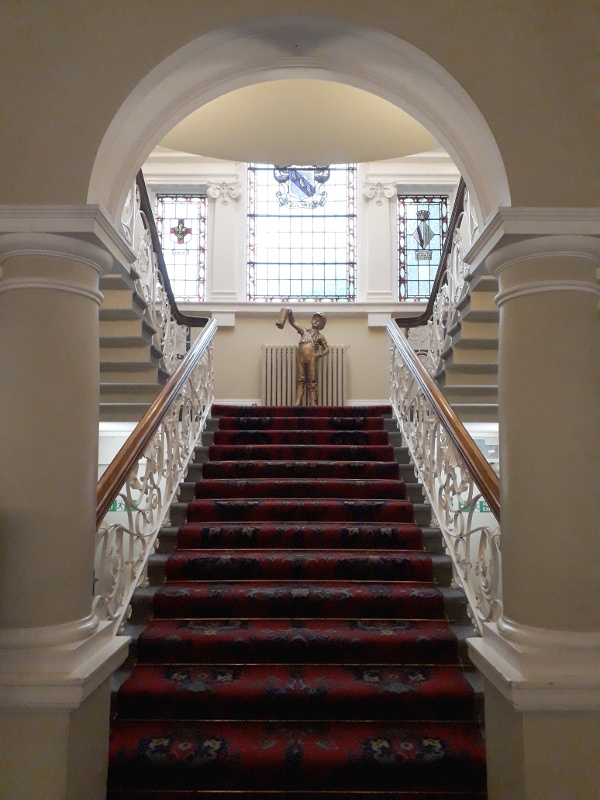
[160,79,440,165]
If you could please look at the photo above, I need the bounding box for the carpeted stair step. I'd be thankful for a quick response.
[108,792,486,800]
[187,498,415,523]
[213,429,390,445]
[116,663,477,720]
[151,580,444,619]
[172,500,432,533]
[193,478,407,500]
[136,618,460,665]
[212,405,393,417]
[175,522,424,550]
[217,415,386,430]
[202,459,400,479]
[109,405,485,798]
[209,444,395,461]
[109,719,486,793]
[165,549,433,581]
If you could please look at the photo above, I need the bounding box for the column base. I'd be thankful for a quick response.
[0,617,129,709]
[0,620,128,799]
[470,621,599,800]
[468,619,599,711]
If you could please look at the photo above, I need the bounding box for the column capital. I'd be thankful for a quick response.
[481,234,600,307]
[486,233,600,276]
[0,204,134,270]
[0,232,114,305]
[0,231,113,271]
[465,207,600,274]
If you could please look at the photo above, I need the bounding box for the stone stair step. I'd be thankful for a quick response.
[449,404,498,423]
[442,385,498,402]
[100,317,156,344]
[448,319,499,342]
[100,345,162,365]
[100,403,155,422]
[100,367,168,384]
[100,383,161,403]
[436,366,498,385]
[456,288,497,314]
[441,345,498,366]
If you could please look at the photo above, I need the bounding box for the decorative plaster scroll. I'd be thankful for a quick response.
[363,181,396,205]
[207,181,242,205]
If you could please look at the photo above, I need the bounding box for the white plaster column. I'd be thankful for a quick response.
[206,179,242,303]
[362,180,397,303]
[0,231,129,800]
[467,232,600,800]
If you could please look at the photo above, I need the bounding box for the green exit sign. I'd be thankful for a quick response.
[458,500,491,513]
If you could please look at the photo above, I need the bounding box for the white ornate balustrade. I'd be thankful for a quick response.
[408,185,479,378]
[388,320,501,633]
[121,179,189,374]
[94,319,216,633]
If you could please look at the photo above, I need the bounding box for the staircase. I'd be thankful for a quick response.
[107,405,486,798]
[99,265,167,423]
[436,272,499,424]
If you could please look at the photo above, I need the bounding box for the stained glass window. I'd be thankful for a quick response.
[155,194,207,301]
[398,195,448,301]
[247,164,356,302]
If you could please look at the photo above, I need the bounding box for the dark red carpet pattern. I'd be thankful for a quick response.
[108,405,486,799]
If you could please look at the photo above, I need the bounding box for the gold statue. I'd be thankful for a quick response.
[276,308,330,406]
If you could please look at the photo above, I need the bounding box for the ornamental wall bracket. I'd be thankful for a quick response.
[207,181,242,206]
[363,181,396,206]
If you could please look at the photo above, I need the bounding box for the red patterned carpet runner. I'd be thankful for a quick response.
[108,406,486,799]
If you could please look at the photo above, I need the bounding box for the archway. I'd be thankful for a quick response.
[88,15,510,225]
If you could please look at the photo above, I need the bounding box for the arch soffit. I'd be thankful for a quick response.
[88,16,511,226]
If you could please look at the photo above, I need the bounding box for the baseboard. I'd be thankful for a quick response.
[213,398,390,406]
[213,399,262,406]
[347,399,390,406]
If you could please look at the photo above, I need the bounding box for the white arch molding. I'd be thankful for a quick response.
[88,15,511,226]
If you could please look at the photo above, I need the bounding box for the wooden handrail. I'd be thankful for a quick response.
[136,171,209,328]
[96,319,218,526]
[387,319,500,520]
[396,178,466,329]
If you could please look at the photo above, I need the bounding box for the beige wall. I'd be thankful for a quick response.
[203,315,391,403]
[484,680,599,800]
[0,0,597,207]
[0,680,111,800]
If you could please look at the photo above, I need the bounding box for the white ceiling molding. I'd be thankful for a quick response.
[177,301,428,319]
[88,15,510,226]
